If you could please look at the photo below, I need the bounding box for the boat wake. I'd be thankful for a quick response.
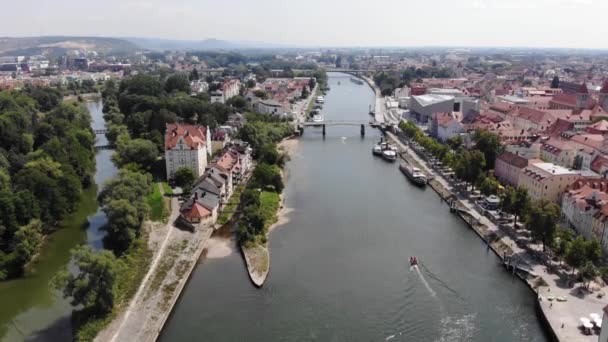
[436,313,477,342]
[418,262,466,302]
[412,265,436,298]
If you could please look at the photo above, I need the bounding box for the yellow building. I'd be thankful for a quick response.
[518,162,581,203]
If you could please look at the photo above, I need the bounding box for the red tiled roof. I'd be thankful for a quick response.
[509,107,555,126]
[497,152,529,169]
[578,83,589,94]
[587,120,608,133]
[165,124,207,150]
[591,155,608,174]
[182,202,211,220]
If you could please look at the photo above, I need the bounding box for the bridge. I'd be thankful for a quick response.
[322,68,375,74]
[297,120,395,136]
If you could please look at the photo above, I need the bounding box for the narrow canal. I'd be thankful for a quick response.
[0,99,116,341]
[161,73,548,341]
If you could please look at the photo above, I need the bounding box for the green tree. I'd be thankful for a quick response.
[190,68,199,81]
[174,167,196,190]
[526,200,560,251]
[57,246,125,316]
[103,199,141,253]
[585,238,602,265]
[566,236,587,275]
[551,75,560,89]
[114,138,159,170]
[580,261,598,289]
[479,176,500,196]
[246,79,256,88]
[512,187,530,228]
[474,130,501,170]
[164,73,191,93]
[12,219,43,270]
[250,163,283,192]
[447,136,463,150]
[552,229,573,265]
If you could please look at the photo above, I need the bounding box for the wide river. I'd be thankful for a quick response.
[160,73,549,341]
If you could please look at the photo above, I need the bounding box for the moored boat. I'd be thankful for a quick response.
[312,114,324,123]
[316,96,325,104]
[350,77,364,85]
[399,162,427,186]
[382,149,397,161]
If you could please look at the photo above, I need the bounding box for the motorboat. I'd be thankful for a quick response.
[372,141,397,156]
[312,114,324,123]
[382,150,397,161]
[372,144,383,156]
[399,162,427,186]
[316,96,325,104]
[409,256,418,266]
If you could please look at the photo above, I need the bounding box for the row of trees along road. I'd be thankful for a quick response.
[398,120,604,286]
[0,88,95,280]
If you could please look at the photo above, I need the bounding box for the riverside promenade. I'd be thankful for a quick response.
[95,194,213,342]
[386,131,608,342]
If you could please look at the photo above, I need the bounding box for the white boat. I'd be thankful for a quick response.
[372,144,383,155]
[316,96,325,104]
[312,114,324,123]
[382,150,397,161]
[399,162,427,186]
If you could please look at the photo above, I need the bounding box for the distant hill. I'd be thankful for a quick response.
[125,37,293,51]
[0,36,139,56]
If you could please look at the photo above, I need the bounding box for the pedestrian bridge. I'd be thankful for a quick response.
[300,120,373,127]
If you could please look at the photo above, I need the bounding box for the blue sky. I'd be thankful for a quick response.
[1,0,606,49]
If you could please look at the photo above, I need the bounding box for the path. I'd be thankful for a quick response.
[386,131,608,342]
[96,188,213,342]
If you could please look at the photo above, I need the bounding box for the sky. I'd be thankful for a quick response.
[1,0,607,49]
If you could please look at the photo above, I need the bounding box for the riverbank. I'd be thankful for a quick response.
[94,193,215,342]
[386,131,607,342]
[241,138,298,287]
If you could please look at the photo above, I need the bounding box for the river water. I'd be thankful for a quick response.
[0,100,116,341]
[160,73,548,341]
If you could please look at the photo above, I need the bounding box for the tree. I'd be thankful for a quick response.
[226,95,247,110]
[446,136,463,150]
[164,73,190,93]
[500,186,515,216]
[174,167,196,190]
[580,261,598,289]
[479,176,500,196]
[12,219,43,270]
[259,143,280,165]
[526,200,560,251]
[57,246,124,316]
[308,78,316,90]
[512,187,530,228]
[552,229,573,265]
[566,236,587,275]
[103,199,141,253]
[250,163,283,192]
[585,238,602,265]
[474,130,501,170]
[113,138,159,170]
[246,79,256,89]
[190,68,199,81]
[253,90,268,99]
[551,75,560,89]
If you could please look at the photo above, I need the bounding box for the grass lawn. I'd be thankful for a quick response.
[160,182,173,195]
[260,191,280,228]
[146,183,168,222]
[216,184,246,226]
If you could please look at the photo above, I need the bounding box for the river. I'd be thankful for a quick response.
[160,73,548,342]
[0,100,116,341]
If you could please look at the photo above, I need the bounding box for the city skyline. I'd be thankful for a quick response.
[1,0,607,49]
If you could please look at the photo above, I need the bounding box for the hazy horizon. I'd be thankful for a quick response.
[1,0,607,50]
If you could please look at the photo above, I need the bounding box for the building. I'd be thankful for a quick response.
[518,162,581,202]
[562,182,608,241]
[210,79,241,103]
[256,99,284,115]
[409,94,455,122]
[165,124,212,180]
[430,112,463,142]
[549,83,595,110]
[494,152,535,186]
